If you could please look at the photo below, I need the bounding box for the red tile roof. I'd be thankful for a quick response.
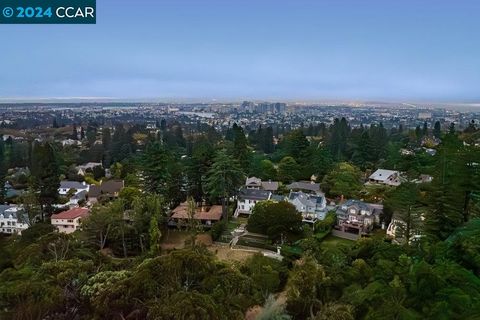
[171,202,223,221]
[51,207,90,220]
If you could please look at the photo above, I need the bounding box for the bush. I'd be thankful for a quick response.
[210,220,227,241]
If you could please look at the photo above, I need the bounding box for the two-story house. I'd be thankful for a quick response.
[51,207,90,234]
[0,205,29,235]
[235,188,272,217]
[287,191,327,222]
[335,200,383,236]
[235,177,278,217]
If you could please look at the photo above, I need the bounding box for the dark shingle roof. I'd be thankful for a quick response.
[238,188,271,201]
[88,180,124,198]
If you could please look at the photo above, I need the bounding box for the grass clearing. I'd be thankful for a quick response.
[320,234,355,249]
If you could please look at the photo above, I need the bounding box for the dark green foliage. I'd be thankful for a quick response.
[141,142,184,207]
[278,156,301,183]
[247,201,303,242]
[210,220,226,241]
[321,162,362,199]
[2,114,480,320]
[29,141,60,219]
[204,149,244,216]
[241,253,288,297]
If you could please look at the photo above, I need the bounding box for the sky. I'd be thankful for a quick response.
[0,0,479,102]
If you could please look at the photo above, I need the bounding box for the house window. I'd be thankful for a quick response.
[349,209,356,214]
[67,219,73,223]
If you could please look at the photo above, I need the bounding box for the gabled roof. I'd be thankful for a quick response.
[286,181,320,193]
[369,169,398,181]
[238,187,271,201]
[0,206,27,222]
[337,200,383,216]
[271,194,286,202]
[88,180,124,198]
[0,205,13,214]
[51,207,89,220]
[289,191,325,207]
[261,181,279,191]
[245,177,262,187]
[59,180,87,190]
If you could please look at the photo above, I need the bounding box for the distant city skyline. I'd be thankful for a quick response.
[1,0,479,102]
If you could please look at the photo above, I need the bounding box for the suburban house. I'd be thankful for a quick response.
[58,180,90,196]
[75,162,103,176]
[286,181,321,194]
[287,191,327,222]
[87,180,124,204]
[335,200,383,236]
[234,177,278,217]
[169,202,223,227]
[245,177,279,192]
[0,205,29,235]
[234,188,272,217]
[51,207,90,234]
[367,169,402,186]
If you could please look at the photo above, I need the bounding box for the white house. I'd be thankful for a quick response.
[0,205,29,235]
[59,180,90,196]
[287,191,327,222]
[234,188,272,217]
[367,169,402,186]
[51,207,90,234]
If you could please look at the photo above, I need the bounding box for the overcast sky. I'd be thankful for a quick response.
[1,0,479,102]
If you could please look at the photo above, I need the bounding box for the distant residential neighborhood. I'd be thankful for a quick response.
[0,102,479,319]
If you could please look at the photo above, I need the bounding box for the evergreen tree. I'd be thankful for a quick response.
[328,118,349,160]
[433,121,441,138]
[384,183,424,243]
[149,215,161,255]
[29,141,60,220]
[263,126,275,153]
[140,142,182,207]
[0,136,6,203]
[284,129,309,162]
[278,156,300,183]
[232,123,250,171]
[71,124,78,140]
[204,149,244,218]
[424,134,465,240]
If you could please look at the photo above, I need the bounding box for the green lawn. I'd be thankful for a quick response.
[320,234,355,248]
